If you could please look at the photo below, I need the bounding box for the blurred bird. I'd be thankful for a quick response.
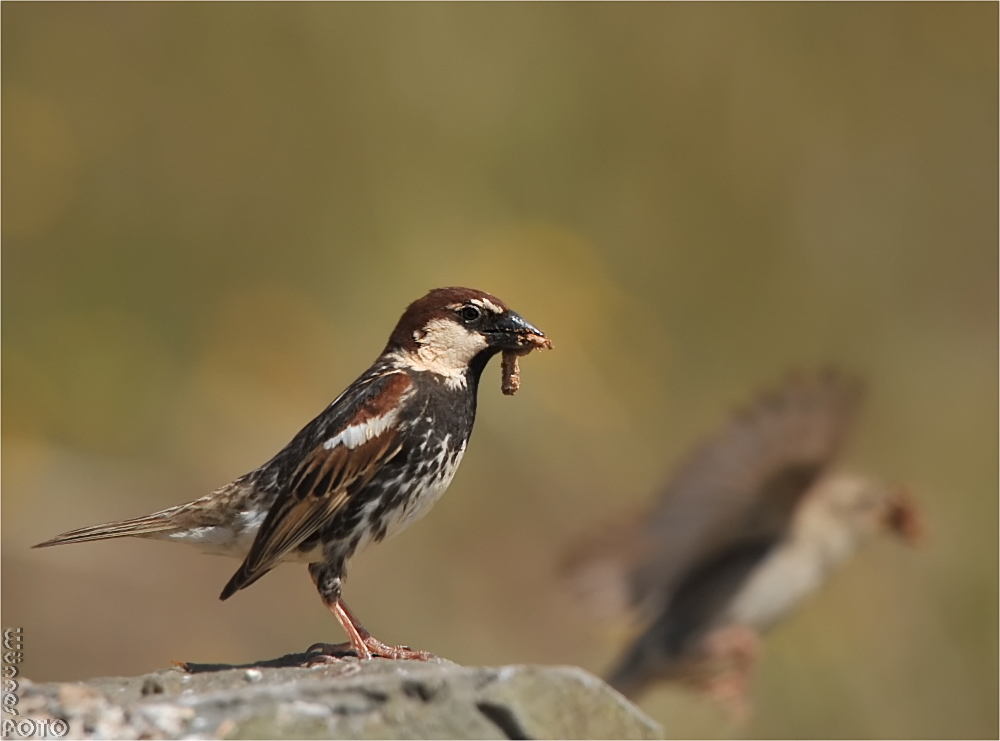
[561,370,923,717]
[36,287,551,662]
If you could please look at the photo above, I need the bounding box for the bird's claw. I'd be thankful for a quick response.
[305,639,435,662]
[360,636,436,661]
[304,641,356,666]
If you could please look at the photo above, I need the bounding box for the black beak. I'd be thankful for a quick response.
[883,486,927,547]
[489,311,547,350]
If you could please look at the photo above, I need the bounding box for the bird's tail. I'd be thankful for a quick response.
[33,510,179,548]
[605,610,688,700]
[605,639,666,700]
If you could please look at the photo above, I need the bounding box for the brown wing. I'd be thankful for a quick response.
[220,430,402,599]
[563,368,863,620]
[219,370,414,600]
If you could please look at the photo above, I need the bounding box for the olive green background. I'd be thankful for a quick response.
[3,4,996,738]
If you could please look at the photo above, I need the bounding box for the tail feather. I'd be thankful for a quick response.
[605,617,684,700]
[33,512,178,548]
[606,640,663,700]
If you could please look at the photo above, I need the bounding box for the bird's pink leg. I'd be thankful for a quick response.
[308,599,436,662]
[699,625,761,723]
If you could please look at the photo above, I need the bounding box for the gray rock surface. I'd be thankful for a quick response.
[15,658,664,739]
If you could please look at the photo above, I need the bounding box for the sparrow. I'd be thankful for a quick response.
[35,287,551,662]
[561,369,923,717]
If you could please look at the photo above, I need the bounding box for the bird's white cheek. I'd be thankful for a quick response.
[395,318,490,387]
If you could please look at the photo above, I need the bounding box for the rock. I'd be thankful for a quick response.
[14,658,664,739]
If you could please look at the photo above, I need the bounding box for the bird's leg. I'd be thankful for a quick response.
[331,599,436,661]
[306,563,435,661]
[308,600,372,660]
[305,563,362,664]
[699,625,760,724]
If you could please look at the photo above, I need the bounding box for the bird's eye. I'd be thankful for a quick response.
[459,305,482,323]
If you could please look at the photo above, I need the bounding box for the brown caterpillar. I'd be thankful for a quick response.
[501,335,553,395]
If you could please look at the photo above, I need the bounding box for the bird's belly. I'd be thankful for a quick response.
[723,542,827,630]
[353,442,466,554]
[385,460,460,537]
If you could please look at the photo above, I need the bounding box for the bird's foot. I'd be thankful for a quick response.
[304,641,357,666]
[357,635,436,661]
[317,598,437,661]
[306,638,435,662]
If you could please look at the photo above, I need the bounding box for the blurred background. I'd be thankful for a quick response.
[2,4,996,738]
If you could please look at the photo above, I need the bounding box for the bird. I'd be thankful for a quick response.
[35,287,552,663]
[561,369,923,717]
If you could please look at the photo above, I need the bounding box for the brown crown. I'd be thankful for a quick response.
[386,287,509,352]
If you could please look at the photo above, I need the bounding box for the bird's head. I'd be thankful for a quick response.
[386,287,550,387]
[810,474,926,547]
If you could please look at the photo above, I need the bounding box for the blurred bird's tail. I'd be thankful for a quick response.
[607,658,648,699]
[33,510,179,548]
[605,635,672,700]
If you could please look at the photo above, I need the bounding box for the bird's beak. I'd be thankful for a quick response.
[490,311,552,351]
[882,486,927,547]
